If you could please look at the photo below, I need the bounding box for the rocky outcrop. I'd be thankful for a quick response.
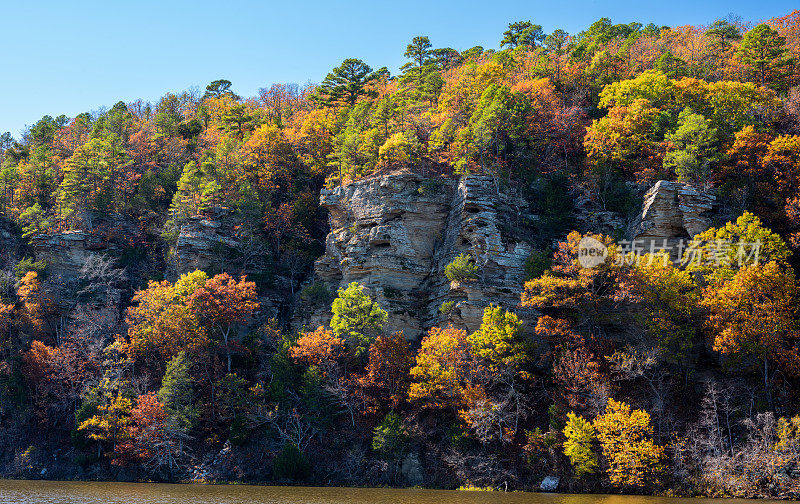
[175,207,241,275]
[300,170,537,339]
[425,174,537,334]
[30,218,144,280]
[31,231,114,278]
[630,180,715,253]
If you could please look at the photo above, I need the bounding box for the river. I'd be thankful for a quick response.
[0,480,786,504]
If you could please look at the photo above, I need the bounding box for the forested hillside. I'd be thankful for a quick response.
[1,11,800,497]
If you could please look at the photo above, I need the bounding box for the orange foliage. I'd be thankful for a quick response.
[290,326,345,378]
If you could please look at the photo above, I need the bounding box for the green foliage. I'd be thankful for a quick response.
[57,133,131,220]
[664,108,720,186]
[563,412,598,478]
[300,282,333,306]
[688,211,791,283]
[14,257,47,280]
[165,160,221,239]
[71,390,101,450]
[467,305,525,372]
[737,24,792,89]
[534,173,575,239]
[204,79,235,99]
[524,249,551,280]
[18,203,51,238]
[316,59,382,107]
[417,178,444,195]
[501,21,544,49]
[272,443,311,481]
[444,253,479,282]
[372,411,409,459]
[330,282,388,354]
[439,300,455,315]
[549,404,565,431]
[158,351,198,433]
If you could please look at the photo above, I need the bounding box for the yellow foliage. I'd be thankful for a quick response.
[593,398,664,489]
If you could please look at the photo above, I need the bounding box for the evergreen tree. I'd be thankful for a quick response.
[315,59,381,107]
[158,351,198,435]
[501,21,544,49]
[737,24,792,89]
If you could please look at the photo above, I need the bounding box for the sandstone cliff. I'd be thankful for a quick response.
[630,180,716,253]
[175,207,241,276]
[298,170,537,339]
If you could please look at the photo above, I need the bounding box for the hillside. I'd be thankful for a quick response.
[1,12,800,497]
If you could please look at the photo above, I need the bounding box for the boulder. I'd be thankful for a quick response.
[539,475,559,491]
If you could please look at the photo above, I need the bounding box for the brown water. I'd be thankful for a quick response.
[0,480,781,504]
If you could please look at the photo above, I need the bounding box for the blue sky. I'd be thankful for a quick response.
[0,0,797,137]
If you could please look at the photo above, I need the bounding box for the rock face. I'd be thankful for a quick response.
[0,217,22,268]
[30,218,145,280]
[400,452,424,486]
[31,231,114,278]
[631,180,715,253]
[175,207,241,275]
[301,170,536,339]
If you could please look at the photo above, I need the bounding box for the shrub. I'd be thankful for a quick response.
[372,411,409,459]
[273,442,311,480]
[300,282,332,306]
[439,300,455,315]
[444,254,478,282]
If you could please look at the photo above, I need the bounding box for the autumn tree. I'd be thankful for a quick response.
[125,270,210,368]
[78,394,133,460]
[189,273,258,373]
[593,398,664,489]
[16,271,53,340]
[701,261,798,404]
[687,212,791,283]
[620,252,700,359]
[467,305,526,374]
[521,231,621,339]
[408,325,470,409]
[289,326,345,379]
[358,331,413,412]
[563,412,599,478]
